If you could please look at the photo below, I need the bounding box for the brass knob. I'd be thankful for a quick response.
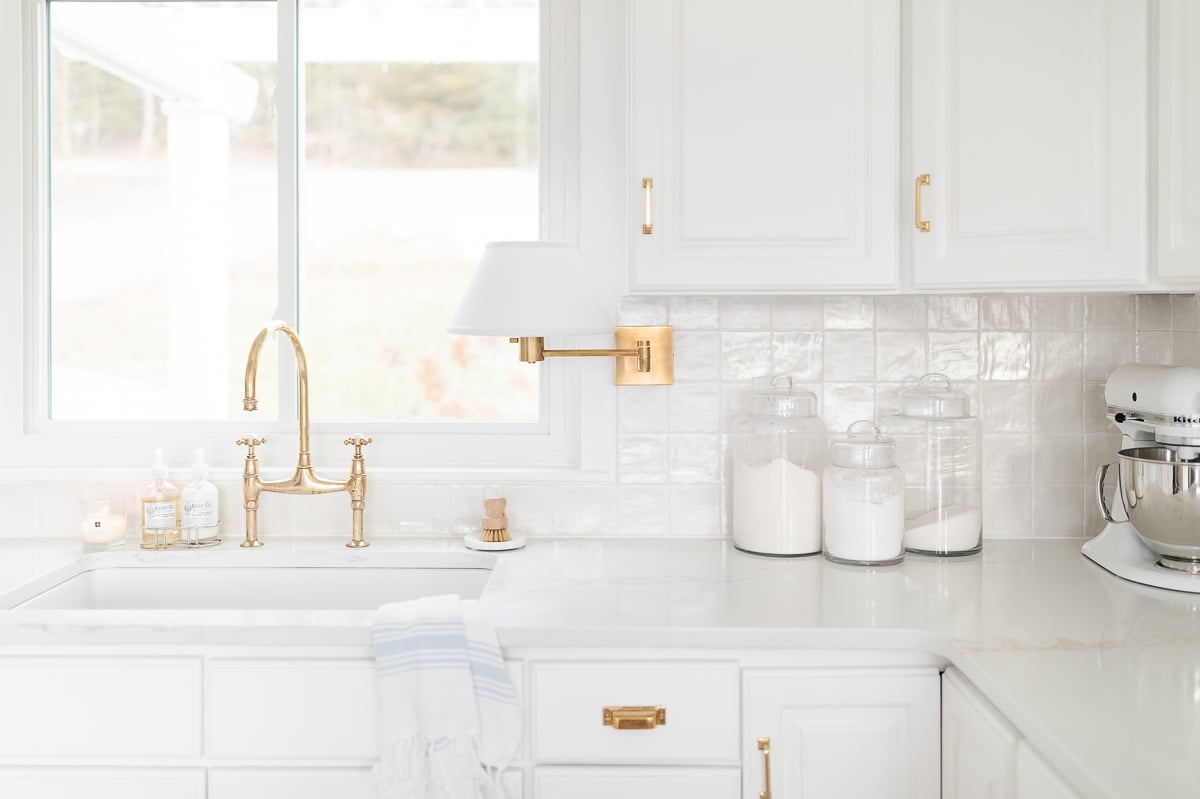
[602,706,666,730]
[236,436,267,457]
[344,436,373,457]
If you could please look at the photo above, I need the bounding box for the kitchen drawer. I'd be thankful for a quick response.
[0,767,205,799]
[534,766,740,799]
[209,767,522,799]
[0,657,202,759]
[530,660,738,764]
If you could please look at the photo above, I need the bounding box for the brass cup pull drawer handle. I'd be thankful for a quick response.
[758,736,772,799]
[915,173,931,232]
[602,705,666,729]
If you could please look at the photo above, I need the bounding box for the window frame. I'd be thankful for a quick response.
[1,0,620,478]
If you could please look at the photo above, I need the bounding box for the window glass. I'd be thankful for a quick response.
[48,1,279,420]
[301,0,541,422]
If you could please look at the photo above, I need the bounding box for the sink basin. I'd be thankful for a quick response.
[11,565,492,610]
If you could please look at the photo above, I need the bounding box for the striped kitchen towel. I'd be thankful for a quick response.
[369,594,520,799]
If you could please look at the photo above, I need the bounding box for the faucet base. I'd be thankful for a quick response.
[240,540,265,548]
[346,540,370,549]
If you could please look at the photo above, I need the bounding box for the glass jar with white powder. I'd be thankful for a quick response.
[732,376,827,556]
[823,421,905,566]
[883,374,983,556]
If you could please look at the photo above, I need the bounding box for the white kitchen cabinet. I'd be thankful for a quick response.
[0,768,205,799]
[1016,742,1081,799]
[942,666,1018,799]
[533,766,739,799]
[629,0,900,292]
[742,667,940,798]
[911,0,1148,289]
[208,767,522,799]
[1155,0,1200,283]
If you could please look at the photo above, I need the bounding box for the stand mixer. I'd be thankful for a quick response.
[1083,364,1200,593]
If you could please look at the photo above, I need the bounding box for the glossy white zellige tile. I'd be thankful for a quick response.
[390,485,451,536]
[823,332,875,381]
[720,332,772,380]
[617,385,671,433]
[719,297,771,330]
[553,484,618,536]
[979,382,1033,433]
[1032,484,1085,538]
[720,383,751,433]
[823,383,875,432]
[1032,382,1084,435]
[1030,331,1084,382]
[927,332,979,381]
[618,435,670,484]
[669,383,721,433]
[669,296,721,330]
[448,484,486,537]
[1171,332,1200,367]
[771,332,822,380]
[668,435,722,484]
[875,331,926,382]
[823,296,874,330]
[874,296,926,330]
[503,484,556,537]
[983,485,1033,537]
[1170,294,1200,331]
[980,332,1030,381]
[982,434,1032,486]
[1083,331,1135,382]
[669,484,723,537]
[1084,295,1135,330]
[770,297,823,331]
[617,485,671,536]
[1083,383,1112,433]
[1135,331,1172,365]
[617,296,669,326]
[0,483,38,538]
[1032,435,1084,486]
[1135,294,1172,331]
[980,295,1031,330]
[927,296,979,331]
[1031,296,1085,330]
[673,331,722,381]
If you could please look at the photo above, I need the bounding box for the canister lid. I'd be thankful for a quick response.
[895,373,972,418]
[749,375,819,418]
[830,420,896,468]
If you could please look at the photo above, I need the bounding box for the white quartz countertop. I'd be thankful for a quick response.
[0,535,1196,798]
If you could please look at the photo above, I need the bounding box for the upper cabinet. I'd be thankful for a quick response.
[910,0,1148,289]
[1156,0,1200,283]
[629,0,900,292]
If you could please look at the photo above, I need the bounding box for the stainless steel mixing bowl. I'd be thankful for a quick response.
[1097,447,1200,573]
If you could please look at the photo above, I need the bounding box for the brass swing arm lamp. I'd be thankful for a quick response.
[447,242,674,386]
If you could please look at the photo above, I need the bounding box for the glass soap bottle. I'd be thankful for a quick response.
[180,448,220,547]
[823,421,905,566]
[731,375,827,556]
[140,449,180,549]
[884,373,982,556]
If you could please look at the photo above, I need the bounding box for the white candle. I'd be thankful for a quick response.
[80,500,128,546]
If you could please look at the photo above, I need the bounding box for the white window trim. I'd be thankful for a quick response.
[0,0,626,480]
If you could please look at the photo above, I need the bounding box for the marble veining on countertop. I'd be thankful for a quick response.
[0,536,1196,798]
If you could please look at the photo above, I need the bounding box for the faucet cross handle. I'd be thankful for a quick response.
[344,436,373,458]
[236,436,267,457]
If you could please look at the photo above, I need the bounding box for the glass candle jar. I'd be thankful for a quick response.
[823,420,905,566]
[884,373,983,556]
[731,375,827,556]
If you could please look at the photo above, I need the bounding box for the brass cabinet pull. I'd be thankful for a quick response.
[602,705,666,729]
[758,736,772,799]
[642,177,654,234]
[914,173,931,232]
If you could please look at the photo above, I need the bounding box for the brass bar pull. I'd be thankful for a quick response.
[758,737,772,799]
[642,177,654,234]
[915,173,931,232]
[602,705,666,730]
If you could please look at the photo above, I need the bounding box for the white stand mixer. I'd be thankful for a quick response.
[1083,364,1200,593]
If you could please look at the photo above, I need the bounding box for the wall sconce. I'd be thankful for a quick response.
[447,242,674,386]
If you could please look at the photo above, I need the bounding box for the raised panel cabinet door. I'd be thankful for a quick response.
[942,667,1018,799]
[0,767,205,799]
[1156,0,1200,283]
[533,766,740,799]
[630,0,900,292]
[911,0,1148,288]
[742,667,939,799]
[1015,742,1081,799]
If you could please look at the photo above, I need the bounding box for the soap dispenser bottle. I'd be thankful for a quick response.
[180,448,220,547]
[140,449,180,549]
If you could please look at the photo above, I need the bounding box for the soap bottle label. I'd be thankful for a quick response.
[143,500,178,529]
[182,499,216,528]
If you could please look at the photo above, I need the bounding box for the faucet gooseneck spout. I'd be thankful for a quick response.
[238,321,371,548]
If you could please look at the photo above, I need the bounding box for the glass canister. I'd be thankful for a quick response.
[823,420,905,566]
[732,375,827,556]
[884,373,983,556]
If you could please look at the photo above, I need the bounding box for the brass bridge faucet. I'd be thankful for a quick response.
[237,321,371,548]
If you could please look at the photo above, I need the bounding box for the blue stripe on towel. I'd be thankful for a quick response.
[374,633,470,658]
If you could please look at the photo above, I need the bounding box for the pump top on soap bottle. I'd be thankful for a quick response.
[181,448,221,547]
[140,448,180,549]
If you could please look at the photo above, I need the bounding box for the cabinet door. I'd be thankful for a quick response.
[911,0,1148,288]
[1015,742,1081,799]
[942,667,1018,799]
[1156,0,1200,283]
[209,767,522,799]
[533,766,739,799]
[630,0,899,292]
[743,667,939,799]
[0,767,204,799]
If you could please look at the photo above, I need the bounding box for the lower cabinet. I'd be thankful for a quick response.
[207,767,522,799]
[532,766,739,799]
[743,667,941,799]
[0,767,205,799]
[942,668,1080,799]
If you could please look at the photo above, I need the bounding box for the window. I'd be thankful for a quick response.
[2,0,615,473]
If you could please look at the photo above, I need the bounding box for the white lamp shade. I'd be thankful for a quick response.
[446,241,615,337]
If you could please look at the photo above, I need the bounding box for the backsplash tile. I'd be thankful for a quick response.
[9,293,1196,543]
